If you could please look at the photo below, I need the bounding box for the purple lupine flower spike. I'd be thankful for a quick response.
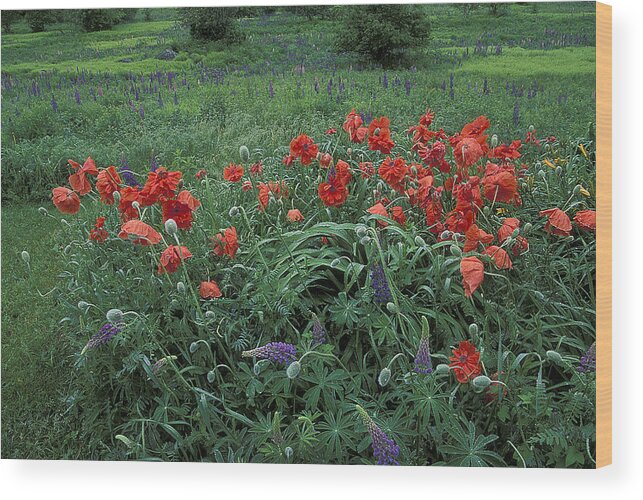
[150,154,159,172]
[370,263,392,305]
[81,323,122,354]
[577,342,596,373]
[414,334,433,374]
[355,405,400,465]
[51,96,58,112]
[311,314,327,345]
[119,156,140,187]
[242,342,296,366]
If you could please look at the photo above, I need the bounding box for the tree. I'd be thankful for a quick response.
[334,4,430,68]
[79,9,127,32]
[179,7,243,43]
[1,10,25,33]
[282,6,333,21]
[24,10,56,32]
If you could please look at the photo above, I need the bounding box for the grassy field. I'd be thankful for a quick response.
[1,3,597,461]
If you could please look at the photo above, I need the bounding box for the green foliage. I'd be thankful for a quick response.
[1,10,25,34]
[179,7,243,43]
[24,10,56,33]
[79,9,128,32]
[334,4,430,67]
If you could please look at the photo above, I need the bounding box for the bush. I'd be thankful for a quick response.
[334,4,431,68]
[24,10,56,33]
[1,10,25,34]
[79,9,127,32]
[179,7,243,43]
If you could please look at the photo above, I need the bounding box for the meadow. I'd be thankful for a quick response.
[1,3,597,465]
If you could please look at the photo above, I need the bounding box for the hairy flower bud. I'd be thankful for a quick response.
[286,361,301,379]
[491,134,499,148]
[472,375,492,389]
[378,367,392,387]
[356,225,368,238]
[228,206,240,217]
[440,230,452,240]
[546,350,563,364]
[414,236,426,247]
[132,201,140,210]
[78,300,90,311]
[176,281,186,294]
[38,207,48,216]
[106,308,124,324]
[435,364,450,375]
[207,370,216,383]
[469,323,479,336]
[284,446,293,459]
[537,169,546,180]
[189,342,199,353]
[21,250,30,264]
[239,145,250,162]
[386,302,397,313]
[112,191,121,203]
[511,228,520,238]
[205,311,216,320]
[523,222,532,234]
[450,245,462,257]
[573,184,582,196]
[164,218,178,235]
[360,236,372,245]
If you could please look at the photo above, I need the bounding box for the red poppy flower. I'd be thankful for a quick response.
[497,217,520,243]
[418,141,450,173]
[460,256,484,298]
[318,177,349,207]
[96,166,122,205]
[419,109,435,127]
[89,216,108,243]
[359,162,375,179]
[290,134,319,166]
[489,140,522,160]
[378,156,409,192]
[459,116,490,146]
[200,280,222,299]
[367,202,389,226]
[250,161,263,176]
[325,128,337,135]
[223,164,244,183]
[335,160,352,186]
[445,209,475,234]
[453,176,483,213]
[342,109,368,143]
[484,245,513,269]
[212,227,239,259]
[368,117,395,154]
[391,206,406,225]
[319,153,333,168]
[162,199,193,230]
[242,180,253,191]
[511,236,529,256]
[287,209,304,222]
[425,199,444,233]
[463,224,494,252]
[482,162,520,205]
[195,169,207,180]
[118,186,141,221]
[176,190,200,211]
[158,245,192,274]
[540,208,572,236]
[282,154,295,167]
[139,167,182,205]
[68,156,98,196]
[574,210,596,232]
[453,137,483,172]
[449,340,482,384]
[118,220,162,246]
[52,187,81,215]
[258,181,287,211]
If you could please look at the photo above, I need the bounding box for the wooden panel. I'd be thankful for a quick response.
[596,1,612,469]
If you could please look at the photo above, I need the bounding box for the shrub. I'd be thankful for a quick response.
[24,10,56,33]
[1,10,25,34]
[334,4,431,67]
[179,7,243,43]
[79,9,127,32]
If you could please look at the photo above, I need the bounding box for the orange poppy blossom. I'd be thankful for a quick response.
[418,141,450,173]
[342,108,368,143]
[425,199,445,234]
[250,161,263,176]
[574,209,596,232]
[460,256,484,298]
[540,207,572,236]
[52,186,81,215]
[497,217,520,242]
[282,154,295,167]
[378,156,409,193]
[453,176,483,213]
[489,140,522,160]
[118,219,162,246]
[318,175,349,208]
[367,202,389,227]
[419,108,435,127]
[68,156,99,196]
[287,209,304,222]
[176,190,201,211]
[118,186,142,221]
[319,153,333,168]
[257,181,287,211]
[334,160,353,186]
[199,280,222,299]
[139,167,182,205]
[359,162,375,179]
[161,199,194,230]
[445,208,475,234]
[223,164,244,182]
[242,180,253,191]
[457,115,491,154]
[96,166,122,205]
[89,216,108,243]
[367,116,395,154]
[195,169,207,180]
[481,162,520,205]
[463,224,494,252]
[391,206,406,225]
[449,340,482,384]
[510,236,530,256]
[453,137,484,173]
[289,134,319,166]
[484,245,513,270]
[158,245,192,275]
[212,226,239,259]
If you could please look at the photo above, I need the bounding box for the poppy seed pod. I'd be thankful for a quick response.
[239,145,250,163]
[491,134,499,148]
[21,251,30,264]
[386,302,397,313]
[435,364,450,375]
[546,350,563,364]
[106,308,124,324]
[176,281,186,294]
[469,323,479,336]
[472,375,492,389]
[38,207,48,215]
[286,361,301,379]
[529,125,535,133]
[378,367,392,387]
[229,206,239,217]
[164,218,178,235]
[64,245,72,255]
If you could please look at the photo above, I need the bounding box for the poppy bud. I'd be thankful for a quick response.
[452,232,462,242]
[207,370,216,383]
[229,206,239,217]
[534,290,545,300]
[176,281,186,294]
[555,166,563,175]
[505,236,513,246]
[106,308,124,324]
[356,225,368,238]
[38,207,48,216]
[523,222,532,234]
[546,350,563,364]
[435,364,450,375]
[537,170,546,179]
[529,125,535,133]
[491,134,498,148]
[410,165,418,176]
[132,201,140,210]
[386,302,397,313]
[239,145,250,163]
[450,245,462,257]
[284,446,293,459]
[331,258,341,268]
[511,228,520,238]
[440,230,451,240]
[189,342,199,353]
[472,375,492,389]
[347,148,352,156]
[565,235,574,243]
[483,206,490,216]
[78,300,90,311]
[165,218,178,235]
[112,191,121,203]
[286,361,301,379]
[21,250,30,264]
[205,311,216,320]
[64,245,72,255]
[469,323,478,336]
[415,236,426,247]
[378,367,392,387]
[573,184,582,196]
[360,236,371,245]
